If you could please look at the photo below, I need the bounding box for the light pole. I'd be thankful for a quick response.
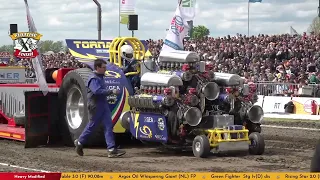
[93,0,102,40]
[318,0,320,17]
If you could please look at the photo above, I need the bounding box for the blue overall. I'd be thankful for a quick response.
[78,72,116,150]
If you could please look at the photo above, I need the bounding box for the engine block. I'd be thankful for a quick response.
[125,50,264,141]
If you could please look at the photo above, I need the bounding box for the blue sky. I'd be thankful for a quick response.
[0,0,317,45]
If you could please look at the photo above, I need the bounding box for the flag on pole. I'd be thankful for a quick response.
[180,0,196,20]
[249,0,262,3]
[120,0,136,24]
[24,0,49,96]
[161,0,196,52]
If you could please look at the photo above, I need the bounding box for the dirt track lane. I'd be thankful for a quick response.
[0,126,317,172]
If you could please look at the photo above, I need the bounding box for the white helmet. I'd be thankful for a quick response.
[120,45,134,61]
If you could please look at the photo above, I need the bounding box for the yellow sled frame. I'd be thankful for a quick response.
[206,127,250,148]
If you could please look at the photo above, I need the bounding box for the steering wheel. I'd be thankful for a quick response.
[124,59,140,77]
[125,71,139,76]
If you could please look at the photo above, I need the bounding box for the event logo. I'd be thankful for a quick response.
[105,70,121,78]
[9,32,42,59]
[170,16,184,36]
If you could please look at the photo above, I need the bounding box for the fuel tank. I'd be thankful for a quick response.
[214,72,242,86]
[140,72,183,86]
[158,50,200,63]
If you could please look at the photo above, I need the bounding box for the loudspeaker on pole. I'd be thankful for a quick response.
[10,24,18,35]
[128,14,138,31]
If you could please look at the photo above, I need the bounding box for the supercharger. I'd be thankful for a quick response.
[128,72,203,127]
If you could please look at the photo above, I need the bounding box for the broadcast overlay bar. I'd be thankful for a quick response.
[0,172,318,180]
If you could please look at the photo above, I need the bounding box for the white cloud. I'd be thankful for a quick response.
[48,17,62,26]
[0,0,318,45]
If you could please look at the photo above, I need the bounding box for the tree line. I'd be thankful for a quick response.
[0,40,67,53]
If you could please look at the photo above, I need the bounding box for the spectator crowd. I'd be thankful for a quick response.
[4,32,320,95]
[12,52,85,78]
[147,32,320,86]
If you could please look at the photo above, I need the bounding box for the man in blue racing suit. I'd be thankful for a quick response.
[74,58,126,158]
[120,45,140,89]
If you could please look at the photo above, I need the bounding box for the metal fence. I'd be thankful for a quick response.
[255,82,320,97]
[20,79,320,97]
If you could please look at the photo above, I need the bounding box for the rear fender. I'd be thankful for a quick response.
[24,91,61,148]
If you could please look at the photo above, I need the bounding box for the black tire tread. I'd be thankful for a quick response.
[192,135,210,158]
[249,132,265,155]
[59,68,105,146]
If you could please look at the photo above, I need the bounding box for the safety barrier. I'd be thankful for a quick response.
[255,95,320,115]
[255,82,320,97]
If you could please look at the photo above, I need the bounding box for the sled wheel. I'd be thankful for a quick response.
[249,132,265,155]
[192,135,210,158]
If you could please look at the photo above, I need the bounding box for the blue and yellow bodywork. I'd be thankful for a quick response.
[129,112,169,143]
[65,37,147,134]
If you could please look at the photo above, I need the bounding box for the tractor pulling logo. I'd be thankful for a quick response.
[9,32,42,58]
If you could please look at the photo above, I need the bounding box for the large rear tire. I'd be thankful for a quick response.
[58,68,104,146]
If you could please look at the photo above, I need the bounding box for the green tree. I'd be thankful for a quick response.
[308,16,320,35]
[191,25,210,39]
[0,45,14,52]
[0,40,66,53]
[38,40,66,53]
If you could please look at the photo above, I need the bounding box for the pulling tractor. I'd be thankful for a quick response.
[0,37,265,158]
[119,49,265,157]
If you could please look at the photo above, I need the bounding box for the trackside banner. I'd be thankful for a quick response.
[0,52,11,63]
[1,172,319,180]
[65,39,148,61]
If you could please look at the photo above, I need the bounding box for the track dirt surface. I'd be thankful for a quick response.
[0,123,317,172]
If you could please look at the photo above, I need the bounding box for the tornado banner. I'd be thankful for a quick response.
[0,172,319,180]
[65,39,148,61]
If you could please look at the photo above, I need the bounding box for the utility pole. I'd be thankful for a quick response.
[318,0,320,17]
[93,0,102,40]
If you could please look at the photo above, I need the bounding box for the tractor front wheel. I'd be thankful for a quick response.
[192,135,210,158]
[249,132,265,155]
